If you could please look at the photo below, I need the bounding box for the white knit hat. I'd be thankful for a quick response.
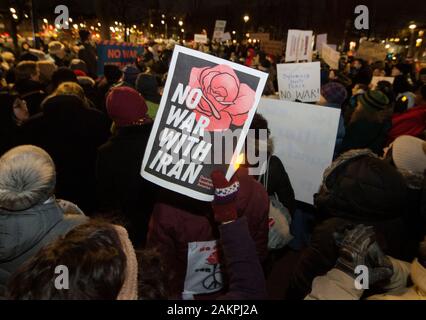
[0,146,56,211]
[392,136,426,174]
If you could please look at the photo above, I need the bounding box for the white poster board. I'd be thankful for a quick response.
[258,98,341,204]
[194,34,208,44]
[221,32,231,42]
[277,62,321,102]
[213,20,227,41]
[285,29,313,62]
[316,34,327,53]
[141,45,267,201]
[371,76,395,89]
[322,44,340,70]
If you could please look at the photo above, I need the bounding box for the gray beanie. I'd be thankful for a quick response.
[0,146,56,211]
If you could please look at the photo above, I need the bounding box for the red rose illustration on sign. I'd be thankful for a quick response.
[189,64,256,131]
[206,250,219,265]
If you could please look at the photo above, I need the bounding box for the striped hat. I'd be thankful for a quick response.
[359,90,390,112]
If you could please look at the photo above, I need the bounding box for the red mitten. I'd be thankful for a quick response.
[211,170,240,224]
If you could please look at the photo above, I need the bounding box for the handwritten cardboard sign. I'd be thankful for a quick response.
[194,34,208,44]
[258,98,341,204]
[322,44,340,70]
[277,62,321,102]
[357,41,388,62]
[141,46,267,201]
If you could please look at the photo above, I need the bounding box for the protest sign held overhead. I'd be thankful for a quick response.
[141,45,268,201]
[316,34,327,52]
[213,20,227,41]
[321,43,340,70]
[285,29,313,62]
[357,40,388,62]
[258,98,341,205]
[277,62,321,102]
[262,40,284,56]
[96,41,144,76]
[194,34,208,44]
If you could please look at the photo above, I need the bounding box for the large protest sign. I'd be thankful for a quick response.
[194,34,208,44]
[250,33,270,44]
[277,62,321,102]
[262,40,284,56]
[316,33,327,52]
[221,32,231,42]
[213,20,227,41]
[96,41,143,76]
[285,29,313,62]
[357,40,388,62]
[258,98,341,204]
[141,45,267,201]
[321,43,340,70]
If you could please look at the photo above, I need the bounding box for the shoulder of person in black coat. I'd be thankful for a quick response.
[267,155,296,215]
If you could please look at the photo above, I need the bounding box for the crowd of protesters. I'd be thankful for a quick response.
[0,29,425,300]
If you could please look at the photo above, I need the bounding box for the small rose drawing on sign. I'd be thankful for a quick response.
[189,64,256,131]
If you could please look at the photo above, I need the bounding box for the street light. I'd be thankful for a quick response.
[150,23,154,28]
[244,15,250,23]
[161,20,165,25]
[10,8,16,14]
[43,18,48,24]
[408,23,417,58]
[179,20,183,27]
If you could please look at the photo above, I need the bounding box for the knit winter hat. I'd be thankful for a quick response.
[392,136,426,174]
[106,87,149,127]
[0,146,56,211]
[69,59,88,74]
[321,82,348,105]
[48,41,65,58]
[122,65,140,87]
[359,90,390,112]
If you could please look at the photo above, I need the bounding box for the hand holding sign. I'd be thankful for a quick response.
[141,46,267,201]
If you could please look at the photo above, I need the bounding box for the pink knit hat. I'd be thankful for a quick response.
[106,87,149,127]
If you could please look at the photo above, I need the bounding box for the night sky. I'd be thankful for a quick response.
[2,0,425,43]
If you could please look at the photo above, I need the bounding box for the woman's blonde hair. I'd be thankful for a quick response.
[53,82,86,102]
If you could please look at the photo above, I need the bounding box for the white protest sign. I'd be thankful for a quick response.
[141,45,267,201]
[316,34,327,52]
[277,62,321,102]
[194,34,208,44]
[183,240,223,299]
[322,44,340,70]
[258,98,341,204]
[285,29,313,62]
[371,76,395,89]
[357,40,388,62]
[221,32,231,42]
[213,20,227,41]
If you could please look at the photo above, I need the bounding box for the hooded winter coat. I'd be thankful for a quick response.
[0,200,87,297]
[287,149,409,300]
